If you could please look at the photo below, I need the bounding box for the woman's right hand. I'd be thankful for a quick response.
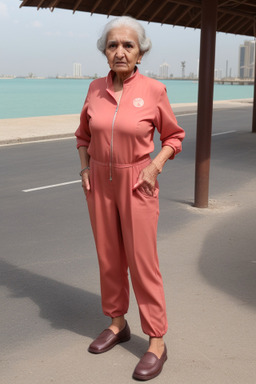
[81,169,91,195]
[78,146,91,195]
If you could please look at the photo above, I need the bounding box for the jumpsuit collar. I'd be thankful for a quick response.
[106,66,140,92]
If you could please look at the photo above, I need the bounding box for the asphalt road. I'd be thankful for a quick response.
[1,106,256,384]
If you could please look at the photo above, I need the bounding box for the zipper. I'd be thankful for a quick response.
[109,91,122,181]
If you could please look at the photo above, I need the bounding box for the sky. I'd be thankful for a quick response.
[0,0,254,78]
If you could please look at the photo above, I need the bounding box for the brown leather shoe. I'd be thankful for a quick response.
[88,321,131,354]
[133,344,167,381]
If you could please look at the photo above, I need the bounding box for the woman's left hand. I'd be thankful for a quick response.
[133,162,160,196]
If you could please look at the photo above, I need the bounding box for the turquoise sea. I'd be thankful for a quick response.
[0,77,254,119]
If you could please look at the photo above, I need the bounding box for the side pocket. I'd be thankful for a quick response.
[132,160,160,199]
[135,181,159,199]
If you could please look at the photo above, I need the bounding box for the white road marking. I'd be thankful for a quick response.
[22,180,81,192]
[22,129,236,193]
[212,130,236,136]
[176,115,237,136]
[176,113,197,117]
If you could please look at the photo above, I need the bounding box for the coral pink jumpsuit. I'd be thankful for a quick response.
[75,68,185,337]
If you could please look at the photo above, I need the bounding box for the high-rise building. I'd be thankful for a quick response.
[238,40,255,79]
[214,68,222,80]
[159,62,169,78]
[181,61,186,78]
[73,62,82,78]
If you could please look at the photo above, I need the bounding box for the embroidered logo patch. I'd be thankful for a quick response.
[133,98,144,108]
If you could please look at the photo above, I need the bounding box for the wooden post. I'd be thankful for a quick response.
[194,0,218,208]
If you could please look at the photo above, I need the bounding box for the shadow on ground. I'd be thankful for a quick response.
[0,259,147,357]
[198,206,256,308]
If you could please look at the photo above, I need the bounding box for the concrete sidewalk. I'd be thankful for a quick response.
[0,99,253,145]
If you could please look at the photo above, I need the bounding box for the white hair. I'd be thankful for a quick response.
[97,16,152,55]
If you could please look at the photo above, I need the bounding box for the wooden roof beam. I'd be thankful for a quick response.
[224,15,251,34]
[237,22,253,36]
[50,0,60,12]
[224,0,256,8]
[218,0,256,13]
[19,0,30,7]
[37,0,47,10]
[218,14,237,30]
[216,11,229,24]
[220,15,245,32]
[20,0,45,10]
[219,0,246,7]
[219,0,232,6]
[194,17,202,29]
[107,0,121,17]
[135,0,155,20]
[183,9,201,28]
[172,6,193,26]
[160,3,179,25]
[218,6,255,20]
[122,0,138,16]
[169,0,201,8]
[90,0,103,15]
[147,0,170,23]
[73,0,83,14]
[228,15,250,31]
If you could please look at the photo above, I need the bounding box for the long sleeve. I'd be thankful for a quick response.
[75,89,91,149]
[154,86,185,160]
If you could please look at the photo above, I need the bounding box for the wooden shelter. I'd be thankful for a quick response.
[19,0,256,207]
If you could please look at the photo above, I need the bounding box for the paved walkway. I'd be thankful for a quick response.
[1,98,256,384]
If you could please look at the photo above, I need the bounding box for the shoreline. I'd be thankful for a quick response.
[0,99,253,146]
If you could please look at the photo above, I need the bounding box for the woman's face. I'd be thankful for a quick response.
[105,26,143,78]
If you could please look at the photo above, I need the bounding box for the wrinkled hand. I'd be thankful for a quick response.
[81,169,90,194]
[133,162,160,196]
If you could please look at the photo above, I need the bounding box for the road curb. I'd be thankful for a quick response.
[0,133,75,146]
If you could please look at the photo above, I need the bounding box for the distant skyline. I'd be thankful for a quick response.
[0,0,254,78]
[73,62,82,78]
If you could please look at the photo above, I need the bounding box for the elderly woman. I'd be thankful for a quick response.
[75,16,185,381]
